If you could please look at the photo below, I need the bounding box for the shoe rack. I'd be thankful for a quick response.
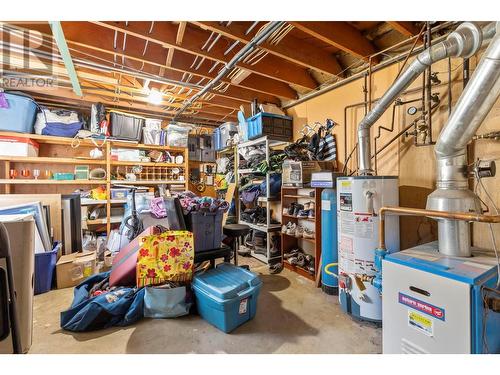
[281,186,323,282]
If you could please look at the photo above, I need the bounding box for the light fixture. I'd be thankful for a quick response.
[148,89,163,105]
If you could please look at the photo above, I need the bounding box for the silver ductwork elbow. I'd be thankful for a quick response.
[427,22,500,257]
[357,22,486,175]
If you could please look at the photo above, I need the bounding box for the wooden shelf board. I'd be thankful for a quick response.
[283,194,315,199]
[0,179,104,185]
[0,131,186,152]
[283,260,315,281]
[81,198,127,205]
[0,156,107,165]
[281,233,316,243]
[238,220,282,233]
[282,214,316,221]
[87,216,123,225]
[111,161,184,167]
[110,180,187,185]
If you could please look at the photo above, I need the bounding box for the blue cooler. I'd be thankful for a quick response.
[192,263,262,333]
[0,92,38,133]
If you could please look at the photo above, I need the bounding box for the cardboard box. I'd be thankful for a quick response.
[56,251,97,289]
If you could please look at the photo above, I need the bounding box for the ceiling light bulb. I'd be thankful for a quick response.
[148,89,162,105]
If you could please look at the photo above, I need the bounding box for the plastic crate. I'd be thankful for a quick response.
[213,128,223,151]
[247,112,293,142]
[185,211,223,253]
[34,243,60,295]
[0,92,38,133]
[219,122,238,149]
[192,263,262,333]
[109,111,144,141]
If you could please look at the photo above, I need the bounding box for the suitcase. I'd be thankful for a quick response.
[109,226,163,287]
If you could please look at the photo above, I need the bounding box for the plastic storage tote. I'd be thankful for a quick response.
[188,136,202,161]
[247,112,293,142]
[109,111,144,141]
[192,263,262,333]
[219,122,238,149]
[166,124,190,147]
[0,92,38,133]
[185,211,223,252]
[34,243,60,295]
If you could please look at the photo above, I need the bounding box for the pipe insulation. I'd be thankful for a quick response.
[356,22,493,175]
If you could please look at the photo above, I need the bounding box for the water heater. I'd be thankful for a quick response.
[337,176,399,322]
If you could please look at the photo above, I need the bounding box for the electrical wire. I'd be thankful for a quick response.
[474,160,500,289]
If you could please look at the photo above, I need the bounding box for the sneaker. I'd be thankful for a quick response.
[303,228,315,239]
[308,209,315,219]
[303,202,310,210]
[269,262,283,274]
[286,223,297,236]
[288,256,299,266]
[306,264,315,275]
[296,253,307,267]
[287,202,297,216]
[282,222,292,233]
[295,225,304,238]
[308,201,315,211]
[297,209,310,218]
[292,204,304,217]
[284,248,303,260]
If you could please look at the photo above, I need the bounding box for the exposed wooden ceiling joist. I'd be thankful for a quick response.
[6,22,281,106]
[387,21,421,37]
[176,22,187,45]
[191,21,343,77]
[92,21,316,90]
[290,21,380,63]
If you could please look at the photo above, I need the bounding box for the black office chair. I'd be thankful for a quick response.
[0,222,22,354]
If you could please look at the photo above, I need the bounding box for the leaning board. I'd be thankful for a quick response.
[0,194,62,242]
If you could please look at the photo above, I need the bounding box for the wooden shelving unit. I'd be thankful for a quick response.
[0,131,189,236]
[281,186,323,282]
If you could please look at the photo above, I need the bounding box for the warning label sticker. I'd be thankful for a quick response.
[408,310,433,337]
[339,193,352,211]
[354,214,374,239]
[340,212,355,235]
[239,298,248,315]
[339,236,354,273]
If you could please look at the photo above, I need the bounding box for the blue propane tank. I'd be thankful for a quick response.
[321,188,338,295]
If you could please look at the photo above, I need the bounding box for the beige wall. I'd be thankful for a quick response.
[287,49,500,251]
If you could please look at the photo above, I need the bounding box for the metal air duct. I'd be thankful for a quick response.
[427,22,500,257]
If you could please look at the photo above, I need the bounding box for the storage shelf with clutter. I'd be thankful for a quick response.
[0,100,190,237]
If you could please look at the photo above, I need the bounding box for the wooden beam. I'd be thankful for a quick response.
[387,21,421,37]
[8,22,283,105]
[290,21,379,63]
[166,48,174,66]
[192,21,343,77]
[176,22,186,45]
[93,21,316,89]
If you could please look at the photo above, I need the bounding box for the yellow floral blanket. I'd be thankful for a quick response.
[136,231,194,287]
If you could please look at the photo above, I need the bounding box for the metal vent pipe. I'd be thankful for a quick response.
[173,21,285,121]
[427,23,500,257]
[357,22,491,175]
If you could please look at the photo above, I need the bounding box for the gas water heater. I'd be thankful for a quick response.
[337,176,399,322]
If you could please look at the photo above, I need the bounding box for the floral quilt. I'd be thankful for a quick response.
[136,231,194,287]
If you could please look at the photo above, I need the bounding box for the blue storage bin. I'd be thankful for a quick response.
[192,263,262,333]
[0,92,38,133]
[247,112,293,142]
[34,243,60,295]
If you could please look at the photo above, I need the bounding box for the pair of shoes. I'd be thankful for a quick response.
[296,201,315,219]
[286,223,297,236]
[284,248,303,260]
[269,262,283,274]
[303,228,315,239]
[282,222,293,234]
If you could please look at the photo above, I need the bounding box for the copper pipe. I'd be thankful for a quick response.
[378,206,500,250]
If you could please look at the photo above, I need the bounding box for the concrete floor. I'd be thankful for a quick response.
[30,258,381,354]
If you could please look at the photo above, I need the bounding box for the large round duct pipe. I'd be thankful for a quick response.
[427,23,500,257]
[357,22,490,175]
